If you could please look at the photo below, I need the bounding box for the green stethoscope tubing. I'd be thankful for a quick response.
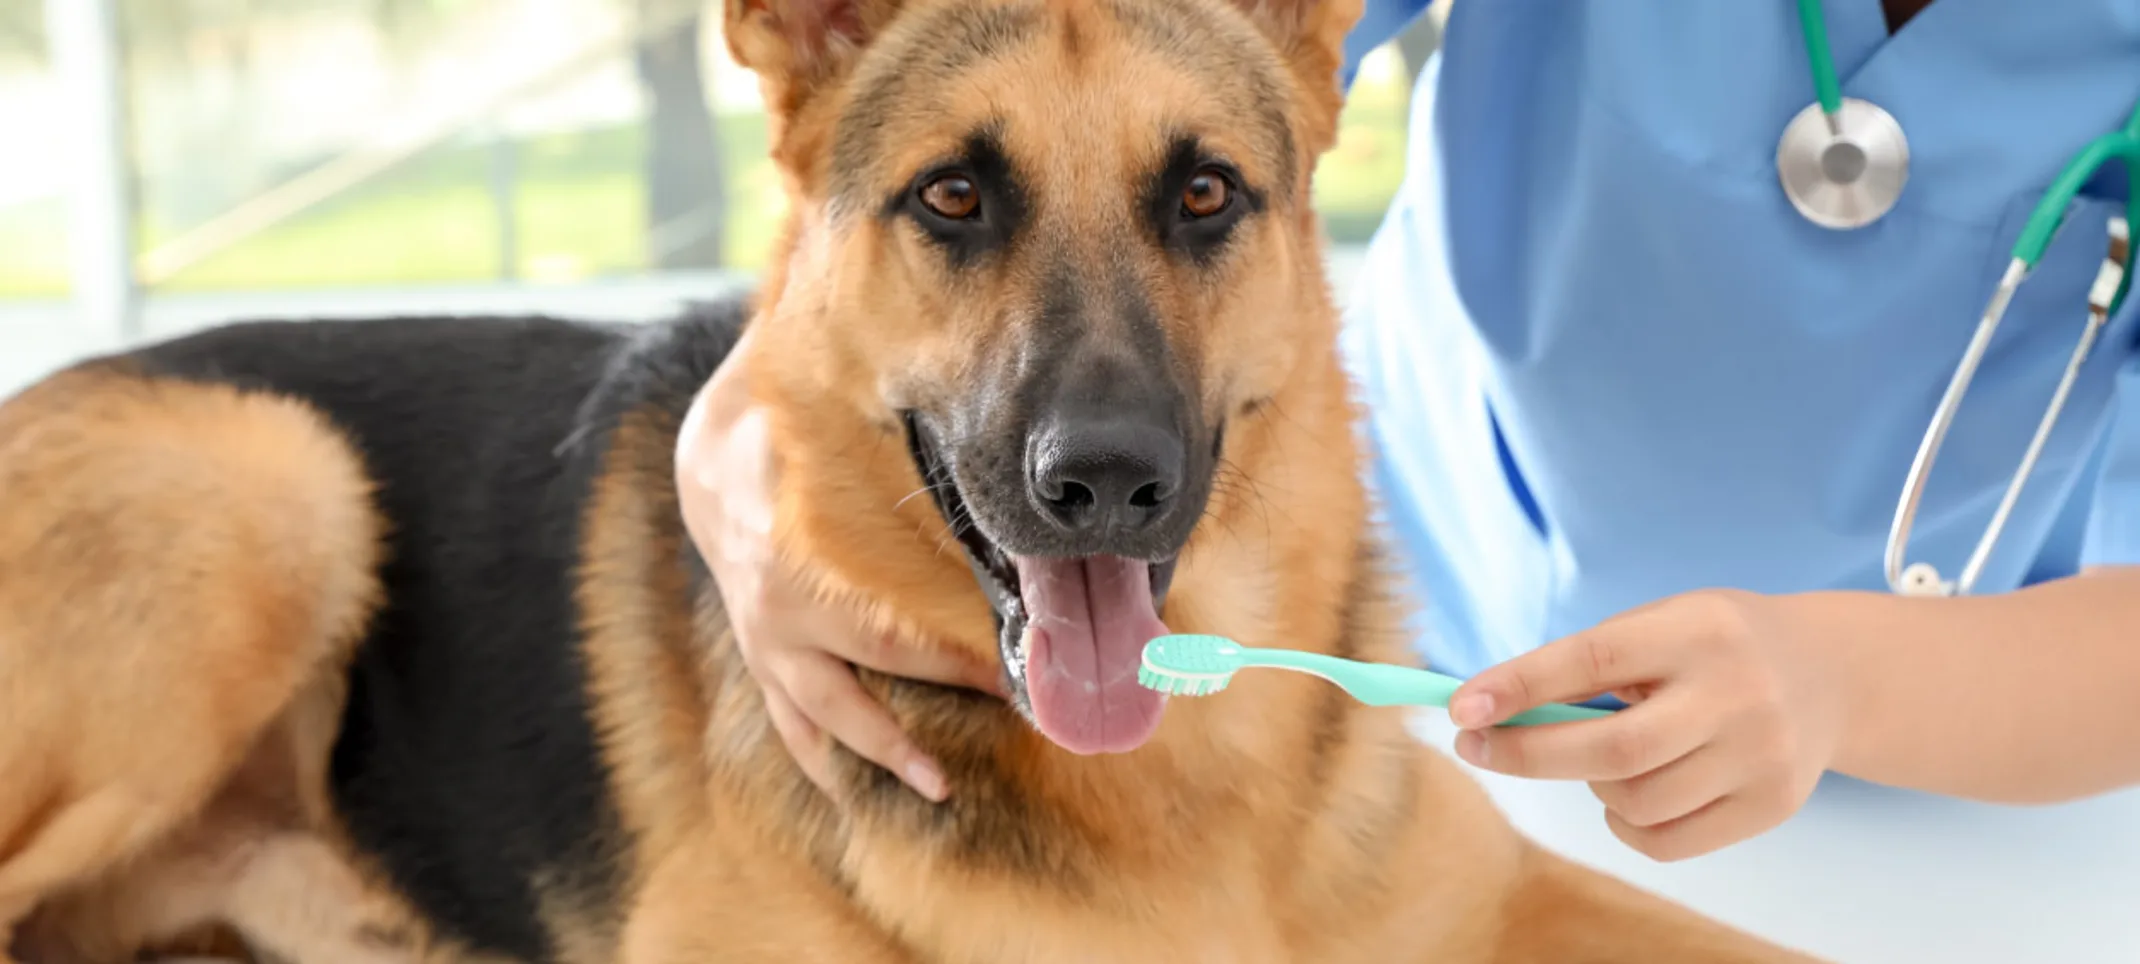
[1797,0,1846,118]
[1794,0,2140,312]
[1793,0,2140,595]
[2014,120,2140,317]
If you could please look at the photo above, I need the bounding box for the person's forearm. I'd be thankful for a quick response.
[1807,566,2140,804]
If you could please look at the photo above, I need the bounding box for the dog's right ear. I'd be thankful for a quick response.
[724,0,905,116]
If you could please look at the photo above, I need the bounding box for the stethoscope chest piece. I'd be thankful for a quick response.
[1777,97,1910,230]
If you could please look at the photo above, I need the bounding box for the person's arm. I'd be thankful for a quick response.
[1834,349,2140,804]
[1441,567,2140,862]
[1447,354,2140,861]
[1811,566,2140,804]
[676,326,1000,803]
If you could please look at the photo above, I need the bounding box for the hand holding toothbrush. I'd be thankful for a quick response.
[1445,590,1848,863]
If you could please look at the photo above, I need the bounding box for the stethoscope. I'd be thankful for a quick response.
[1778,0,2140,597]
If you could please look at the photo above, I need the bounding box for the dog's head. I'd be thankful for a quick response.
[725,0,1364,756]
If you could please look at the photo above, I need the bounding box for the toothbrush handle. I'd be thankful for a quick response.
[1252,651,1613,727]
[1496,701,1616,727]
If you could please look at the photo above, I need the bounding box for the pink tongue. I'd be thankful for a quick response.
[1014,555,1168,755]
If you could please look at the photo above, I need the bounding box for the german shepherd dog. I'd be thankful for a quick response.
[0,1,1828,961]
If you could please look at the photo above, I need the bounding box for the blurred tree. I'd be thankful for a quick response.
[369,0,466,52]
[0,1,45,64]
[119,0,266,229]
[635,0,724,269]
[115,0,472,240]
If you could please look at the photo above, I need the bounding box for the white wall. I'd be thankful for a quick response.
[0,308,91,397]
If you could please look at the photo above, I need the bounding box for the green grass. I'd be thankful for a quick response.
[1317,62,1413,244]
[132,115,779,292]
[0,197,69,297]
[0,67,1409,298]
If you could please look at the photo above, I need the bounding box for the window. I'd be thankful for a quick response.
[6,0,1429,304]
[110,0,1423,294]
[0,2,67,299]
[122,0,705,291]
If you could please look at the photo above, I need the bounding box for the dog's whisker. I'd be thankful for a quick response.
[1205,457,1280,548]
[893,485,940,511]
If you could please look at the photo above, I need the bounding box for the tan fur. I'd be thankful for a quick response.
[0,367,417,964]
[0,2,1831,961]
[565,410,718,962]
[616,801,918,964]
[577,412,717,869]
[604,0,1834,960]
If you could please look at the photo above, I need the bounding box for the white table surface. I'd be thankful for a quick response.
[1407,712,2140,963]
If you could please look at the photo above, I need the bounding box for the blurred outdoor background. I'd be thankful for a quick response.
[0,0,1445,393]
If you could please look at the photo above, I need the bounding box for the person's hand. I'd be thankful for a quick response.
[1445,590,1848,861]
[674,330,1000,802]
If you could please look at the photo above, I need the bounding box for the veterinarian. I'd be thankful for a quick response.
[678,0,2140,959]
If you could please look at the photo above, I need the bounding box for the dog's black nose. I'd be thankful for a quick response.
[1028,416,1185,537]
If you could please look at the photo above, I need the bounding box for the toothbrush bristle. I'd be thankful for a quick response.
[1137,634,1243,697]
[1136,665,1231,697]
[1129,668,1232,698]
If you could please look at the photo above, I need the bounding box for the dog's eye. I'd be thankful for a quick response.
[920,175,980,220]
[1181,168,1232,219]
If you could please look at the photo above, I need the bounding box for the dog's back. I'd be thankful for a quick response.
[0,303,1823,963]
[0,305,745,963]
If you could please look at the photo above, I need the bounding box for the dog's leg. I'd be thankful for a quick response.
[0,367,383,962]
[212,834,422,964]
[0,792,177,963]
[50,832,420,964]
[1485,846,1830,964]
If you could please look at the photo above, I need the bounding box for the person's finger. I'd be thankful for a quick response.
[1604,790,1783,863]
[1588,742,1740,829]
[1454,688,1711,781]
[730,559,1002,697]
[777,651,950,802]
[820,628,1004,696]
[761,678,835,794]
[726,530,1003,696]
[1450,610,1689,727]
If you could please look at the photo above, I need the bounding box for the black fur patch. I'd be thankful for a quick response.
[122,302,749,963]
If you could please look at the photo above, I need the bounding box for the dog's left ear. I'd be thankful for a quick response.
[1229,0,1367,55]
[1227,0,1367,154]
[724,0,906,116]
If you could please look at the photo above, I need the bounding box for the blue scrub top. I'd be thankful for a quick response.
[1340,0,2140,680]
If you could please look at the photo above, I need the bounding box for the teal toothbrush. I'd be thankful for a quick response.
[1137,633,1613,727]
